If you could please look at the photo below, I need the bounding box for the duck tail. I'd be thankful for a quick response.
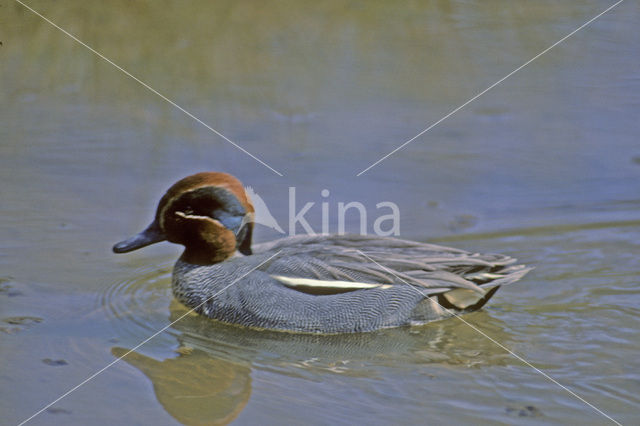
[436,285,500,311]
[437,265,533,311]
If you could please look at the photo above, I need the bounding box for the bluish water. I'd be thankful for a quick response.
[1,1,639,425]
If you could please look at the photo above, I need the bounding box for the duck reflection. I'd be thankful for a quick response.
[168,299,515,369]
[111,346,251,426]
[113,300,515,425]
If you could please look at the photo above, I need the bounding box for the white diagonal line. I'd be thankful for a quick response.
[15,0,284,177]
[356,250,621,425]
[18,250,282,426]
[356,0,624,176]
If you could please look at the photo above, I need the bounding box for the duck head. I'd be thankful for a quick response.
[113,172,254,265]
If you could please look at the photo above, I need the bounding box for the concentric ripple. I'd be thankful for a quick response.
[100,258,176,342]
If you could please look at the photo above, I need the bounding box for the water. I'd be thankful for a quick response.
[2,1,639,424]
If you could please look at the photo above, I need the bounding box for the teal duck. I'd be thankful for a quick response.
[113,172,531,333]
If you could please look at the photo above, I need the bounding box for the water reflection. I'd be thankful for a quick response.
[112,346,251,426]
[168,300,516,370]
[114,298,518,425]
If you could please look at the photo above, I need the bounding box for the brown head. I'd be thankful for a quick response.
[113,172,255,265]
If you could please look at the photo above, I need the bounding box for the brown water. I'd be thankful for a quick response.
[2,1,639,424]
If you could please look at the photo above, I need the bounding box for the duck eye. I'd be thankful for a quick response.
[168,186,245,224]
[174,205,214,220]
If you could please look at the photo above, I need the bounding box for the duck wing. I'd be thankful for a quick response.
[253,235,531,304]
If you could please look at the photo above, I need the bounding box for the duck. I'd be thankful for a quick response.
[113,172,531,334]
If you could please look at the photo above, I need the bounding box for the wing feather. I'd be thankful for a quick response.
[252,235,528,297]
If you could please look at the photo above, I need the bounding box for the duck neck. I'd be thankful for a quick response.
[180,244,234,266]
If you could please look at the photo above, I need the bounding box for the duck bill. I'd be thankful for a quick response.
[113,223,166,253]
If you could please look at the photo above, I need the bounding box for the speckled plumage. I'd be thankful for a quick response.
[171,234,530,333]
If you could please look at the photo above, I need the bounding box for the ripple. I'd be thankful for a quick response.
[102,258,528,379]
[100,260,175,341]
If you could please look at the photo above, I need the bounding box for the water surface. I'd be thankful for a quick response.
[1,1,639,424]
